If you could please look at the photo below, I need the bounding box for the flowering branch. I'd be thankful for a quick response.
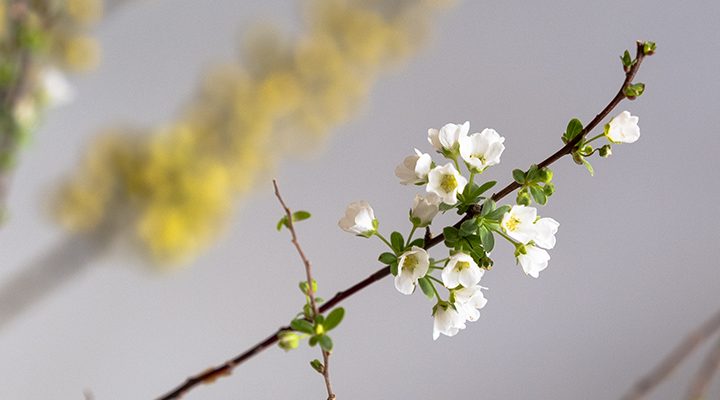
[621,308,720,400]
[156,40,653,399]
[273,180,336,400]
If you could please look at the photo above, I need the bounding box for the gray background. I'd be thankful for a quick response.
[1,0,720,399]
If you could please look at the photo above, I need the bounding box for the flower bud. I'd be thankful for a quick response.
[543,182,555,196]
[410,193,441,227]
[516,190,531,206]
[537,168,553,183]
[599,144,612,158]
[278,331,300,351]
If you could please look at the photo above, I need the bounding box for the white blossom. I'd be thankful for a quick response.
[40,67,75,107]
[410,193,441,227]
[454,285,488,322]
[432,302,466,340]
[395,148,433,185]
[426,163,468,205]
[533,217,559,249]
[338,201,376,236]
[394,246,430,295]
[441,252,484,289]
[428,121,469,153]
[605,111,640,144]
[517,245,550,278]
[501,205,537,244]
[459,128,505,172]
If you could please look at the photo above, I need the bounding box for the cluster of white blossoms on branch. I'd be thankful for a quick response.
[338,112,640,340]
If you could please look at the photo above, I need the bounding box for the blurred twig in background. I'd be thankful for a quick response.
[622,308,720,400]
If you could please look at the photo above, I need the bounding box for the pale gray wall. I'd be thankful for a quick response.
[0,1,719,399]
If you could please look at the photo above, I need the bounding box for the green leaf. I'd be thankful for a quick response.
[562,118,584,144]
[477,180,497,195]
[290,319,314,335]
[276,216,288,231]
[310,359,324,374]
[439,203,455,212]
[582,157,595,176]
[526,164,540,182]
[512,169,526,184]
[309,336,318,347]
[478,226,495,253]
[318,334,333,352]
[485,205,510,221]
[417,276,435,300]
[324,308,345,331]
[480,199,496,217]
[621,49,633,67]
[443,226,459,242]
[408,238,425,248]
[460,219,478,236]
[529,185,548,205]
[378,252,396,265]
[390,231,405,253]
[389,260,399,276]
[292,210,311,222]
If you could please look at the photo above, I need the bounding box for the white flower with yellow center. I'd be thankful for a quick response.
[459,128,506,172]
[428,121,469,153]
[432,302,467,340]
[338,201,377,237]
[517,245,550,278]
[454,285,488,322]
[426,163,468,205]
[394,148,433,185]
[394,246,430,295]
[410,193,441,227]
[441,252,484,289]
[501,205,537,244]
[605,111,640,144]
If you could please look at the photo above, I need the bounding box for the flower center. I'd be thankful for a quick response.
[454,261,470,272]
[440,174,457,193]
[472,153,487,164]
[402,254,419,273]
[506,215,521,231]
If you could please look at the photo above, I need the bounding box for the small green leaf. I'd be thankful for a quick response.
[480,199,496,217]
[408,238,425,248]
[324,308,345,331]
[439,203,455,212]
[290,319,314,334]
[512,169,526,184]
[390,231,405,253]
[582,157,595,176]
[460,219,478,236]
[479,226,495,253]
[390,260,399,276]
[310,359,324,373]
[292,210,311,222]
[621,50,633,68]
[378,252,396,265]
[563,118,584,144]
[526,165,540,182]
[443,227,459,242]
[417,276,435,299]
[529,185,547,205]
[485,205,510,221]
[309,336,318,347]
[477,180,497,195]
[318,335,333,352]
[276,216,288,231]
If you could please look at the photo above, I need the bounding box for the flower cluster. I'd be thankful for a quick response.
[339,113,640,340]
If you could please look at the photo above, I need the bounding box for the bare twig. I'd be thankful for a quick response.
[157,42,650,400]
[273,180,336,400]
[685,333,720,400]
[621,308,720,400]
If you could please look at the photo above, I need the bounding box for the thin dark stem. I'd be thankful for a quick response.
[621,309,720,400]
[273,180,335,400]
[156,42,650,400]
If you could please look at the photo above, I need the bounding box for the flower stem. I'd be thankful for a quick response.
[375,232,394,250]
[407,226,418,247]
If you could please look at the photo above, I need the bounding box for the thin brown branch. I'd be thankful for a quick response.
[273,180,336,400]
[621,308,720,400]
[157,42,650,400]
[685,333,720,400]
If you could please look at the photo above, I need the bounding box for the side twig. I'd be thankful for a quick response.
[156,42,649,400]
[621,308,720,400]
[273,180,336,400]
[685,333,720,400]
